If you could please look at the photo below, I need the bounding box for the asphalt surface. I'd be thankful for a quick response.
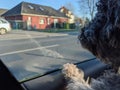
[0,30,95,82]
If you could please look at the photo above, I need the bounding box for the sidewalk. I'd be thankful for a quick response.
[0,30,68,40]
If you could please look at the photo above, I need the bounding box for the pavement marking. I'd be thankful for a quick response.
[0,44,59,56]
[0,34,68,41]
[37,36,76,42]
[0,36,75,47]
[0,41,35,47]
[0,36,47,41]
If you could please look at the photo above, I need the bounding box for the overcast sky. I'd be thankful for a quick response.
[0,0,85,17]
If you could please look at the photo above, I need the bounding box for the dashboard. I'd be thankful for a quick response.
[0,58,108,90]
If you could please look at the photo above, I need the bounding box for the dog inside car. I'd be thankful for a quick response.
[62,0,120,90]
[62,63,120,90]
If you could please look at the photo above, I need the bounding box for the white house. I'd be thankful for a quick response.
[59,6,75,24]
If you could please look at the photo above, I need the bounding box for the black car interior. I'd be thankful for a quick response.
[0,58,108,90]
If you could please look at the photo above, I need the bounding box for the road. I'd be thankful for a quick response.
[0,30,95,82]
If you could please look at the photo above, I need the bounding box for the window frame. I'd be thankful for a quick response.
[39,19,45,24]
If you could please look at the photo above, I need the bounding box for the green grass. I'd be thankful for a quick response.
[34,29,78,33]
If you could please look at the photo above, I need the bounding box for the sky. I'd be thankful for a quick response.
[0,0,84,17]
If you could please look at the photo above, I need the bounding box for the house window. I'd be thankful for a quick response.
[0,20,2,24]
[39,19,44,24]
[0,19,7,23]
[28,5,34,10]
[54,19,58,23]
[27,17,32,30]
[53,19,58,28]
[39,7,44,11]
[47,18,50,25]
[28,17,32,21]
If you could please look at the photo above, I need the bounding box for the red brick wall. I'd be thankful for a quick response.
[22,15,49,29]
[5,15,68,29]
[59,18,68,23]
[22,15,68,29]
[23,15,38,29]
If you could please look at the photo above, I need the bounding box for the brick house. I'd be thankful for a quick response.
[2,2,68,30]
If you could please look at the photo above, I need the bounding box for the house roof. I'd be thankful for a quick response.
[0,8,8,16]
[59,6,73,15]
[2,2,68,18]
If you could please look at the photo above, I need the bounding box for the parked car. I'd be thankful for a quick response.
[0,18,11,35]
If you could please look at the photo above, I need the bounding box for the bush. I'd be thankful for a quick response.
[69,23,75,29]
[50,22,76,29]
[63,23,69,29]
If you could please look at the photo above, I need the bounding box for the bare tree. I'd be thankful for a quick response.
[65,2,75,14]
[78,0,97,20]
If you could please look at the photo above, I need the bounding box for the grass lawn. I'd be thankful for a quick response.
[34,29,79,33]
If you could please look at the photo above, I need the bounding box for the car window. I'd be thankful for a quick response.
[1,19,8,23]
[0,20,2,24]
[0,0,96,83]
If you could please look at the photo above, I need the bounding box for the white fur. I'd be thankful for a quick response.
[62,63,120,90]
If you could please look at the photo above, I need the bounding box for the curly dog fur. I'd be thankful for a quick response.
[62,0,120,89]
[62,63,120,90]
[78,0,120,70]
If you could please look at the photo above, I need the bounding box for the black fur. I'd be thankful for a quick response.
[79,0,120,70]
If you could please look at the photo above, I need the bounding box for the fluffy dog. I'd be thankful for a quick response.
[79,0,120,71]
[62,63,120,90]
[62,0,120,89]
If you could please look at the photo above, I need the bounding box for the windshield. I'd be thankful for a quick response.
[0,0,96,83]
